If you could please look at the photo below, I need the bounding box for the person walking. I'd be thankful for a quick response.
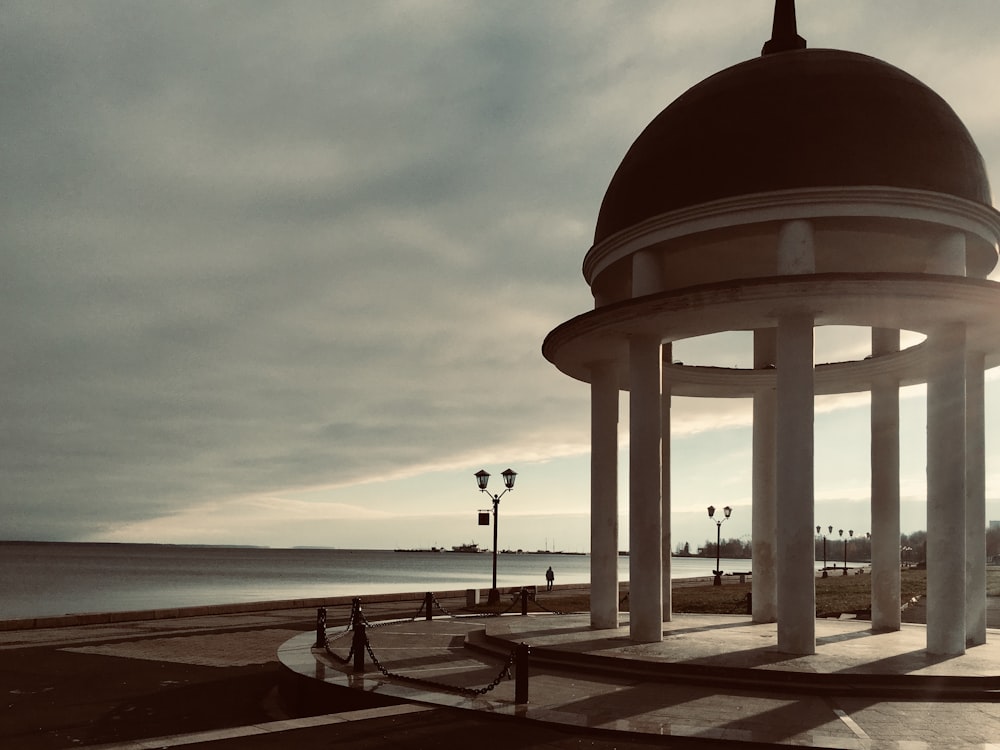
[545,566,554,591]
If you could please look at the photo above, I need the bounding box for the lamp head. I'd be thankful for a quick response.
[475,469,490,492]
[707,505,716,519]
[501,468,517,490]
[723,506,732,519]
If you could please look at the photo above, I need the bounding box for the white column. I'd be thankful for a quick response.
[590,361,619,630]
[966,351,986,646]
[661,344,672,621]
[629,335,663,643]
[752,328,777,623]
[926,323,967,656]
[871,328,901,631]
[776,314,815,654]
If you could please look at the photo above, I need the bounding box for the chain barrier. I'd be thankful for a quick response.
[318,595,432,663]
[359,612,418,629]
[320,599,360,665]
[317,588,576,642]
[363,631,518,697]
[529,598,579,615]
[430,593,459,617]
[429,591,521,619]
[310,592,560,702]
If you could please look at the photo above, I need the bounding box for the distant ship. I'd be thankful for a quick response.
[393,547,445,553]
[451,542,485,553]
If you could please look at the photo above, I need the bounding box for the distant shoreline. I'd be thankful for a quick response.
[0,579,747,632]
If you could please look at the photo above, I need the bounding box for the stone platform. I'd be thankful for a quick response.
[280,612,1000,748]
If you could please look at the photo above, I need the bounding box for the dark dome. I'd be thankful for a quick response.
[595,49,992,244]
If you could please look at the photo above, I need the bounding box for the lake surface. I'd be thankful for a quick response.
[0,541,757,620]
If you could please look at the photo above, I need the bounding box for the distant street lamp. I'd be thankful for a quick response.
[816,525,831,578]
[707,505,732,586]
[475,468,517,604]
[840,529,853,575]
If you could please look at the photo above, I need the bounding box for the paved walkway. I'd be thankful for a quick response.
[281,611,1000,749]
[3,594,999,749]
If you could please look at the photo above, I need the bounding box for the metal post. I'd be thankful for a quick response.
[822,535,828,578]
[351,597,365,673]
[476,469,516,606]
[490,496,500,604]
[714,522,722,586]
[424,592,433,621]
[514,642,530,704]
[314,606,327,648]
[520,587,528,616]
[843,537,849,575]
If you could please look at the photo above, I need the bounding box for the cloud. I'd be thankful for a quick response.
[4,2,1000,547]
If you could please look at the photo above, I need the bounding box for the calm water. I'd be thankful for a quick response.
[0,541,755,620]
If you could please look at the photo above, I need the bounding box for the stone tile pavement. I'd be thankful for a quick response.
[4,594,999,749]
[282,611,1000,749]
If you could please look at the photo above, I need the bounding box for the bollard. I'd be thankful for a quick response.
[314,606,327,648]
[520,588,528,616]
[351,597,366,673]
[514,642,530,704]
[745,592,752,615]
[424,592,434,621]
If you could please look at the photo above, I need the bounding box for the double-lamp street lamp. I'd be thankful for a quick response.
[840,528,853,575]
[817,525,833,578]
[707,505,732,586]
[475,468,517,604]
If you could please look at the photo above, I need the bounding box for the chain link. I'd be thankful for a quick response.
[323,635,355,665]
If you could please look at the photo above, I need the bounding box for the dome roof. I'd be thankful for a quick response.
[595,48,992,244]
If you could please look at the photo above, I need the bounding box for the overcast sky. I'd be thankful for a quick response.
[5,1,1000,553]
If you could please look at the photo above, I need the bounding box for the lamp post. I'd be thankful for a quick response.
[816,526,826,578]
[475,468,517,604]
[817,525,832,578]
[840,529,853,575]
[707,505,732,586]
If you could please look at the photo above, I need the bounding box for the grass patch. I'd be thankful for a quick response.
[473,569,1000,618]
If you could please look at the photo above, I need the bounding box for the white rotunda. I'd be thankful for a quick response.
[543,1,1000,655]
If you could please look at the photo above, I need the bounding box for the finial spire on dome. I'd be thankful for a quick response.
[761,0,807,55]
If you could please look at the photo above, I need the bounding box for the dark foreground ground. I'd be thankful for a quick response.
[2,594,760,750]
[2,585,997,750]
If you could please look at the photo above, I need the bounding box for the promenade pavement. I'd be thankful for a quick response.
[2,591,999,750]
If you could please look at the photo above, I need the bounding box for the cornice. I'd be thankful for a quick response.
[582,187,1000,285]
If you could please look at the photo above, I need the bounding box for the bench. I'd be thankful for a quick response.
[727,571,752,584]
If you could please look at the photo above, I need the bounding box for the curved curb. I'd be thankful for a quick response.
[467,629,1000,701]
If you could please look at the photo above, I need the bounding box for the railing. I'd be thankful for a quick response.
[313,587,569,704]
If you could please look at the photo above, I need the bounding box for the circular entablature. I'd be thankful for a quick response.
[541,274,1000,395]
